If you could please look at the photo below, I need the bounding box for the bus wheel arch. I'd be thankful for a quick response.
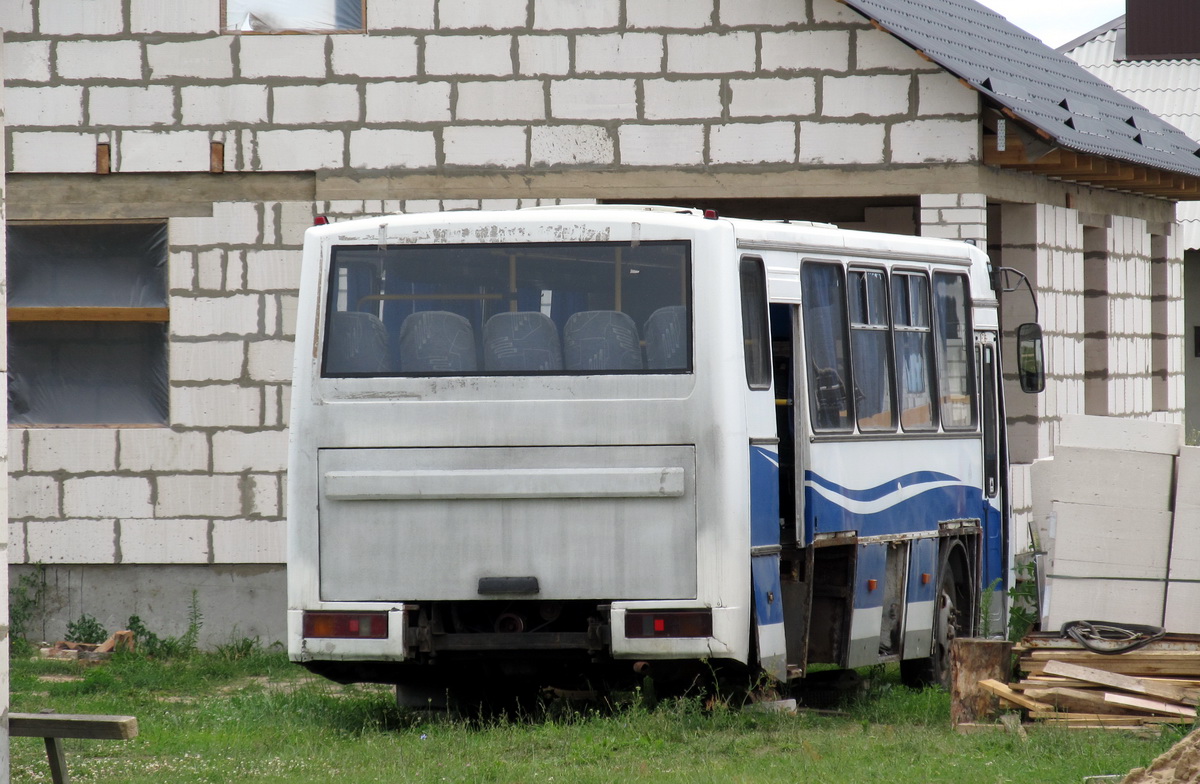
[900,538,972,689]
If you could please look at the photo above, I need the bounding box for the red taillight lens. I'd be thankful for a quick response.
[303,612,388,639]
[625,610,713,639]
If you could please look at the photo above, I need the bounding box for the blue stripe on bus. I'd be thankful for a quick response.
[804,470,962,503]
[804,475,982,540]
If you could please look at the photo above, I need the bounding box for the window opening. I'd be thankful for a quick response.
[890,271,937,430]
[7,222,169,426]
[801,262,852,431]
[847,268,895,432]
[223,0,365,32]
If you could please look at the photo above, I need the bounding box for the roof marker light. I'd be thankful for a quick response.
[313,215,329,225]
[703,209,719,220]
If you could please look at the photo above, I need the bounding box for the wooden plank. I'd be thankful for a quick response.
[1043,659,1200,705]
[1103,693,1197,718]
[9,713,139,740]
[1024,687,1135,714]
[8,307,169,323]
[978,679,1053,712]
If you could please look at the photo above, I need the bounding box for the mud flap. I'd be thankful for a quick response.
[750,443,787,681]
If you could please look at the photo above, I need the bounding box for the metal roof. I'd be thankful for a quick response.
[842,0,1200,179]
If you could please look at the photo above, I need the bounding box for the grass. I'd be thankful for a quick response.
[9,650,1183,783]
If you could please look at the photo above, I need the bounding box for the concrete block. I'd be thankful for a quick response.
[63,476,153,519]
[120,519,210,563]
[530,125,614,166]
[212,519,285,563]
[1164,582,1200,634]
[172,294,261,336]
[4,86,84,127]
[1058,414,1183,455]
[666,32,755,74]
[280,295,300,337]
[1051,501,1172,580]
[119,429,210,472]
[27,430,117,473]
[576,33,664,74]
[238,34,328,79]
[1170,505,1200,581]
[10,522,27,564]
[1044,575,1165,630]
[194,248,227,291]
[272,83,361,125]
[131,0,217,32]
[370,0,434,28]
[518,35,570,75]
[247,340,295,383]
[890,119,978,164]
[117,130,211,173]
[171,385,263,428]
[331,35,418,78]
[57,40,143,80]
[26,520,116,564]
[456,80,546,121]
[248,474,281,518]
[350,128,437,169]
[181,84,269,125]
[365,81,451,123]
[253,129,345,171]
[856,25,937,71]
[719,0,806,26]
[212,429,288,473]
[171,202,260,247]
[2,0,34,33]
[424,35,514,76]
[4,40,50,81]
[823,75,910,117]
[730,77,816,118]
[443,126,527,167]
[170,340,245,382]
[918,71,979,116]
[533,0,619,29]
[9,475,60,519]
[619,125,704,166]
[246,249,302,291]
[147,38,235,79]
[277,202,316,246]
[627,0,714,29]
[89,86,176,127]
[642,78,720,120]
[156,475,243,518]
[9,430,26,474]
[710,122,797,164]
[761,31,851,72]
[438,0,527,29]
[38,0,122,35]
[1047,445,1174,510]
[550,79,636,120]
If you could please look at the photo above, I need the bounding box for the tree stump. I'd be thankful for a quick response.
[950,638,1014,726]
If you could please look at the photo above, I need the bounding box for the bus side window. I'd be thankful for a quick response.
[847,268,895,432]
[890,272,937,430]
[933,272,977,429]
[740,257,772,390]
[801,262,853,431]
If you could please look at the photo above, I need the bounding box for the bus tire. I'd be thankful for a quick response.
[900,541,970,689]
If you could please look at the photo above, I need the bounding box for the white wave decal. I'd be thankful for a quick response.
[805,476,966,515]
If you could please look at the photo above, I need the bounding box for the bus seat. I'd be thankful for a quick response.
[325,311,391,374]
[643,305,688,370]
[483,312,563,371]
[563,310,643,371]
[397,310,478,372]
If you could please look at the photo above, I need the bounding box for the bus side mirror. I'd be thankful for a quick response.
[1016,322,1045,394]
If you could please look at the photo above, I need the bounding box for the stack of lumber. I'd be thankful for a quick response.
[38,630,135,662]
[983,638,1200,728]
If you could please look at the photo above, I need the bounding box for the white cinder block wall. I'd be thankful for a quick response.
[2,0,1185,642]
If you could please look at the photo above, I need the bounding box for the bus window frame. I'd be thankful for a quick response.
[931,271,978,432]
[846,265,897,433]
[739,255,772,391]
[800,260,855,434]
[890,269,939,433]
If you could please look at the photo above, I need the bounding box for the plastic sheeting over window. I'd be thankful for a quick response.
[224,0,365,32]
[7,223,169,426]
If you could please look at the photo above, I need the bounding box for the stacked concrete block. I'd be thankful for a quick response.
[1033,414,1185,630]
[1166,446,1200,633]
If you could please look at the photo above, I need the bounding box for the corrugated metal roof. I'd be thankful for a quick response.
[842,0,1200,178]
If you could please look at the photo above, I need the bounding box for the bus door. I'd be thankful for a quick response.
[976,331,1006,625]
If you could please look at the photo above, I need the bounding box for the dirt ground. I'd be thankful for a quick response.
[1123,731,1200,783]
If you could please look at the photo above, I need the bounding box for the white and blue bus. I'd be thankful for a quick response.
[287,205,1043,698]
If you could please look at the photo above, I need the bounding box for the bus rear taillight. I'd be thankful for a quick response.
[303,611,388,639]
[625,610,712,638]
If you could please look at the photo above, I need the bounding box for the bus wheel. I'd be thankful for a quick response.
[900,541,970,689]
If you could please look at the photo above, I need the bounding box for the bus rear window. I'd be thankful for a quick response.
[322,241,691,377]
